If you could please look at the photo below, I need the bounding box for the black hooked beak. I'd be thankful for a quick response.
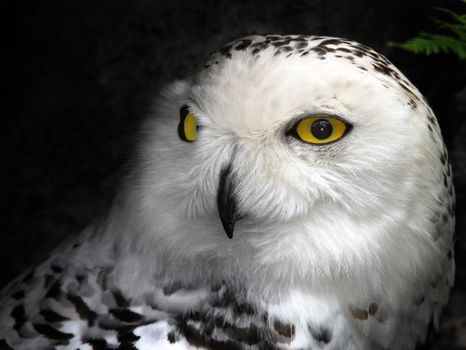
[217,163,238,239]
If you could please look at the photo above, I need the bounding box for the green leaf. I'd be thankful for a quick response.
[388,0,466,60]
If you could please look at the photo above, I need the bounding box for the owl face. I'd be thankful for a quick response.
[141,37,431,243]
[128,35,447,290]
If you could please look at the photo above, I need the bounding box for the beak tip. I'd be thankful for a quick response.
[220,220,234,239]
[225,228,234,239]
[218,213,236,239]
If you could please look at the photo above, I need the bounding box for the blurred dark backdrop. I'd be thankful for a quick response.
[4,1,466,348]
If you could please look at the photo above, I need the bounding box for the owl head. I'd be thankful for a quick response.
[124,35,446,290]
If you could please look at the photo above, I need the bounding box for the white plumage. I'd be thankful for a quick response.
[0,35,455,350]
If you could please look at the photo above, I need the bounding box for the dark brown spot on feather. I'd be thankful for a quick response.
[40,309,69,323]
[179,321,205,348]
[273,320,295,340]
[318,38,344,46]
[337,47,351,53]
[167,331,177,343]
[45,280,62,300]
[179,320,246,350]
[84,338,108,350]
[350,307,368,320]
[368,303,378,316]
[176,310,277,349]
[112,290,131,308]
[351,50,364,57]
[295,42,308,49]
[110,308,143,323]
[67,293,96,325]
[33,324,73,340]
[309,325,332,344]
[117,325,140,343]
[272,41,287,47]
[223,323,260,345]
[11,304,26,332]
[235,40,252,50]
[372,62,393,76]
[311,47,327,56]
[219,45,233,59]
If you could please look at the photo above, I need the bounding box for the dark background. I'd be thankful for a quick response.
[4,1,466,348]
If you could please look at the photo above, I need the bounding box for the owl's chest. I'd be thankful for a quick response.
[163,280,439,350]
[0,253,449,350]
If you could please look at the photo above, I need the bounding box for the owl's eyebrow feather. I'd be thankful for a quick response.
[183,97,206,119]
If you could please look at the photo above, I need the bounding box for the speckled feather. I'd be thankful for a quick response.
[0,35,455,350]
[0,232,302,350]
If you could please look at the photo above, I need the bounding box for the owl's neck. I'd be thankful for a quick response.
[94,188,439,305]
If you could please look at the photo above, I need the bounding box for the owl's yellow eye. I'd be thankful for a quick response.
[290,116,350,144]
[178,105,198,142]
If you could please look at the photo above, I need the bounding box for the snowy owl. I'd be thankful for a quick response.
[0,35,456,350]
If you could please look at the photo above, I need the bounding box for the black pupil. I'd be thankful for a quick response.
[311,119,333,140]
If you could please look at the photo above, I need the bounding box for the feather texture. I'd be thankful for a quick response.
[0,35,455,350]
